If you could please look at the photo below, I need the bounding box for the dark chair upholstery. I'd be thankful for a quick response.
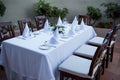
[35,16,46,30]
[18,18,33,35]
[78,15,91,25]
[0,21,15,70]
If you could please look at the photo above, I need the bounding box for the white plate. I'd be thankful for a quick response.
[61,35,69,39]
[34,31,40,35]
[39,44,50,50]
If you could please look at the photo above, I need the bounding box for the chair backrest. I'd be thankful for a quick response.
[88,38,108,76]
[18,18,33,35]
[103,24,120,46]
[78,15,91,25]
[0,21,15,43]
[103,30,114,46]
[35,16,46,30]
[111,24,120,41]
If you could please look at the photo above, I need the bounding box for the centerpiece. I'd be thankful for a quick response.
[51,24,65,34]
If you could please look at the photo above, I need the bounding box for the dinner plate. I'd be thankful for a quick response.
[61,35,69,39]
[34,31,40,35]
[39,44,50,50]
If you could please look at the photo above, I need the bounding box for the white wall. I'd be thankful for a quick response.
[1,0,37,22]
[0,0,120,23]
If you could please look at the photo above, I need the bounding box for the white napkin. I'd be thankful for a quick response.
[43,19,51,32]
[72,16,78,26]
[49,27,59,44]
[22,23,30,38]
[80,18,86,30]
[72,16,79,31]
[57,16,63,26]
[68,25,75,37]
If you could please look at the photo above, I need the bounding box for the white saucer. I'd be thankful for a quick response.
[61,35,69,39]
[39,44,50,50]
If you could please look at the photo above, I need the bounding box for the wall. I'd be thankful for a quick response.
[1,0,120,24]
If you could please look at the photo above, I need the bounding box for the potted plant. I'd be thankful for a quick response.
[86,6,102,26]
[34,0,68,19]
[0,0,6,17]
[96,22,113,29]
[101,2,120,26]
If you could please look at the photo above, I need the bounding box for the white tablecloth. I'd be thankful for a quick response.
[1,26,96,80]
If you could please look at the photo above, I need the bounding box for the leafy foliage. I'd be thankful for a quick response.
[87,6,102,25]
[96,22,113,29]
[50,24,64,33]
[35,0,68,19]
[101,2,120,19]
[0,0,6,17]
[101,2,120,25]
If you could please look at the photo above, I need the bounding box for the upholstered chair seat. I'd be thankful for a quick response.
[87,37,104,46]
[74,44,97,59]
[59,55,100,79]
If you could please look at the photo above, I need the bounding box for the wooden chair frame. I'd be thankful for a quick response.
[18,18,33,35]
[35,16,46,30]
[78,15,91,25]
[59,41,108,80]
[0,21,15,70]
[0,21,15,42]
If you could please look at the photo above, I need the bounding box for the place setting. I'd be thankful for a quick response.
[17,23,36,40]
[39,40,57,50]
[39,27,60,50]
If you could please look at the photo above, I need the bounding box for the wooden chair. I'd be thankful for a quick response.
[35,16,46,30]
[74,30,112,74]
[78,15,91,25]
[18,18,33,35]
[109,24,119,62]
[87,24,119,68]
[59,41,106,80]
[0,21,15,43]
[0,21,15,70]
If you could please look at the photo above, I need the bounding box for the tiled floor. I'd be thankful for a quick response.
[0,28,120,80]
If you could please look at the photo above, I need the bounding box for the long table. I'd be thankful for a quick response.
[1,26,96,80]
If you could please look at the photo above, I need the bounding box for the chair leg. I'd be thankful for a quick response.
[0,65,4,70]
[60,71,64,80]
[102,58,105,75]
[95,67,101,80]
[106,48,110,68]
[110,45,114,62]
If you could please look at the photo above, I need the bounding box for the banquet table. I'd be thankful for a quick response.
[1,25,96,80]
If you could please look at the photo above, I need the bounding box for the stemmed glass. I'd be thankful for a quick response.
[29,28,35,37]
[63,18,68,25]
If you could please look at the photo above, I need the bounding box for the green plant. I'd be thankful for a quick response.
[96,22,113,29]
[101,2,120,25]
[35,0,68,19]
[50,24,64,33]
[0,0,6,17]
[87,6,102,26]
[59,8,69,19]
[35,0,52,18]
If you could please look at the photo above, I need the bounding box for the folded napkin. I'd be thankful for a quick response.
[80,18,86,30]
[49,27,59,44]
[72,16,79,31]
[22,23,30,38]
[57,16,63,26]
[43,19,51,32]
[72,16,78,26]
[68,25,75,37]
